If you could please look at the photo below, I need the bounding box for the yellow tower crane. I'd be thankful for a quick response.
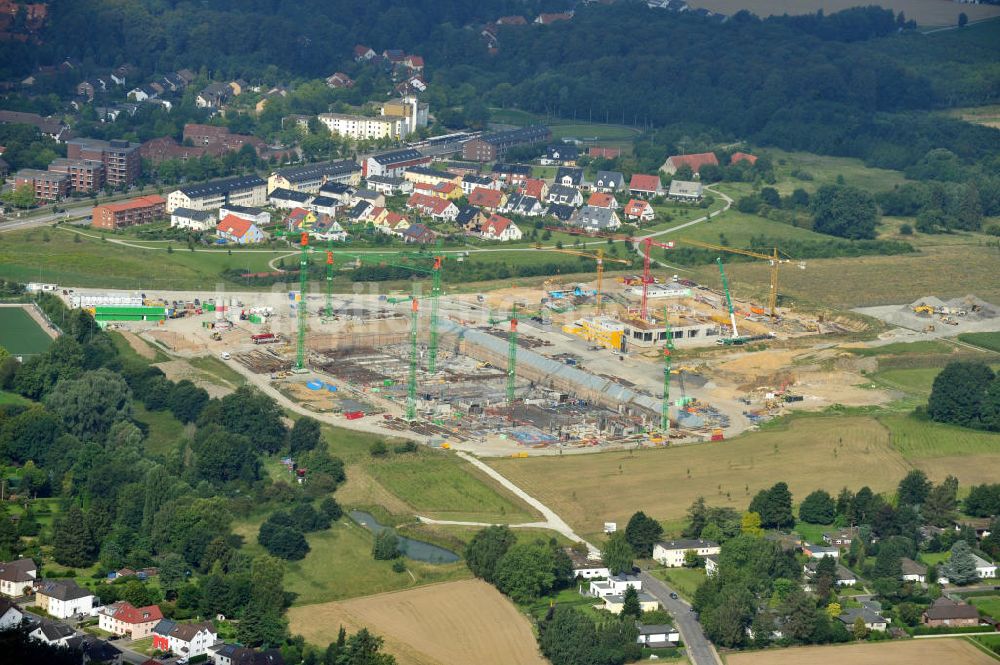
[676,239,803,318]
[543,248,631,314]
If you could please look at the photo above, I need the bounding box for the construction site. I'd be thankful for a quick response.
[62,234,895,455]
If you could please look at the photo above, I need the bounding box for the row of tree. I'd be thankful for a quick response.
[927,361,1000,431]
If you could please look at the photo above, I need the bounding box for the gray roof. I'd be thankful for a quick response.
[637,624,674,635]
[900,557,926,575]
[36,619,75,641]
[269,188,312,203]
[548,203,575,221]
[924,598,978,621]
[606,591,658,603]
[476,125,550,147]
[179,175,265,198]
[39,579,93,601]
[0,558,36,582]
[838,608,886,625]
[310,196,337,208]
[594,170,624,189]
[171,207,215,221]
[548,184,579,201]
[366,175,404,186]
[153,618,177,636]
[273,160,360,183]
[555,166,583,185]
[221,204,266,216]
[371,148,424,165]
[657,539,720,551]
[492,163,532,175]
[575,206,619,229]
[456,206,482,224]
[668,180,703,197]
[405,166,446,178]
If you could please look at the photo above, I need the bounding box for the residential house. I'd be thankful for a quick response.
[604,592,660,614]
[81,637,123,665]
[0,597,23,630]
[548,203,576,222]
[661,152,719,176]
[541,144,579,166]
[462,125,551,162]
[98,601,163,639]
[593,171,625,193]
[269,188,314,210]
[217,215,265,244]
[564,550,609,580]
[804,559,857,587]
[555,166,584,187]
[496,15,528,25]
[310,217,348,242]
[364,148,431,178]
[35,579,95,619]
[491,163,532,186]
[319,182,357,204]
[668,180,703,201]
[901,558,927,584]
[504,193,545,217]
[166,620,218,659]
[111,64,138,86]
[366,175,412,196]
[480,214,522,242]
[344,201,374,222]
[519,178,549,200]
[589,574,642,598]
[351,189,386,208]
[325,72,354,89]
[547,184,583,207]
[127,85,157,102]
[383,49,406,63]
[922,598,980,628]
[219,205,271,228]
[822,529,858,547]
[403,55,424,72]
[309,196,340,217]
[635,623,680,647]
[401,223,437,244]
[590,147,622,160]
[404,166,457,188]
[456,206,487,233]
[354,45,376,61]
[587,192,618,210]
[802,543,840,560]
[285,207,318,232]
[268,160,362,194]
[196,82,230,109]
[730,152,757,166]
[405,193,458,221]
[30,619,76,645]
[176,69,197,86]
[151,619,176,653]
[838,608,888,632]
[972,554,998,579]
[0,558,37,598]
[536,12,573,25]
[461,174,497,196]
[378,211,410,236]
[0,110,68,141]
[623,199,655,222]
[629,174,661,198]
[167,175,267,213]
[469,187,507,212]
[432,181,462,200]
[652,539,721,568]
[573,206,622,233]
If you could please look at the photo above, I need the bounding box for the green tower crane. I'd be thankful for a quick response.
[427,256,442,373]
[322,247,335,321]
[296,233,310,370]
[407,296,419,421]
[507,302,518,409]
[661,307,674,433]
[717,257,740,340]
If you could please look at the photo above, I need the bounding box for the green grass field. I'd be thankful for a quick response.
[133,403,188,456]
[970,596,1000,621]
[649,567,707,601]
[881,413,1000,459]
[871,367,944,397]
[920,552,950,566]
[0,307,52,357]
[794,521,830,544]
[186,355,247,389]
[0,390,30,406]
[959,332,1000,353]
[848,341,955,357]
[672,209,842,248]
[489,108,639,144]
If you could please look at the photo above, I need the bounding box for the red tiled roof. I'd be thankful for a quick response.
[624,199,651,216]
[101,195,165,213]
[587,192,615,208]
[217,214,254,238]
[589,147,621,159]
[435,182,458,194]
[406,55,424,67]
[629,174,660,192]
[354,45,372,56]
[406,193,451,215]
[520,178,546,199]
[112,602,163,625]
[668,152,719,173]
[537,13,572,24]
[730,152,757,166]
[469,187,503,208]
[497,15,527,25]
[482,213,513,236]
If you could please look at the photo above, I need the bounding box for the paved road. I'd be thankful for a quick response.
[639,571,722,665]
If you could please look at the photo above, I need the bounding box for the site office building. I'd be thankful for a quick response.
[167,175,267,213]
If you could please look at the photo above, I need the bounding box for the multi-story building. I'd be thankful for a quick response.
[317,113,405,141]
[267,160,362,194]
[91,195,166,230]
[363,148,431,178]
[166,175,267,213]
[14,169,70,201]
[381,95,429,136]
[66,137,141,188]
[98,601,163,639]
[652,539,721,567]
[35,580,95,619]
[47,158,106,193]
[462,125,551,162]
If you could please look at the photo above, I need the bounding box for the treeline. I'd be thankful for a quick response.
[0,290,396,662]
[926,361,1000,431]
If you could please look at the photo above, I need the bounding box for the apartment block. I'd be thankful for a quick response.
[47,158,106,193]
[66,137,142,188]
[91,195,166,230]
[317,113,405,141]
[14,169,70,201]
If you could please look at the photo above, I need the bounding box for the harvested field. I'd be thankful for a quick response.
[489,416,910,538]
[725,638,996,665]
[686,0,1000,26]
[154,359,231,398]
[288,580,547,665]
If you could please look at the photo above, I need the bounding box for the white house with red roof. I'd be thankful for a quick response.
[354,45,376,61]
[217,214,264,244]
[624,199,655,222]
[403,55,424,71]
[587,192,619,210]
[629,174,661,198]
[98,601,163,639]
[481,214,523,242]
[519,178,549,200]
[325,72,354,89]
[468,186,507,212]
[405,193,458,220]
[661,152,720,176]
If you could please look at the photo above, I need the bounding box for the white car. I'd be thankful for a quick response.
[220,352,231,360]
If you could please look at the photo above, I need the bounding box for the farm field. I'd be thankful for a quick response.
[724,638,997,665]
[959,332,1000,353]
[488,416,912,540]
[882,414,1000,460]
[358,450,540,523]
[288,579,548,665]
[685,0,1000,27]
[0,306,53,357]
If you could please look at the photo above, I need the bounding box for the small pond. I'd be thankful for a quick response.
[349,510,460,564]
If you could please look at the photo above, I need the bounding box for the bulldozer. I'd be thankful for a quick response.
[913,304,934,316]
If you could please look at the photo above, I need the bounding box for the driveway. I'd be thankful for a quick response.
[639,571,722,665]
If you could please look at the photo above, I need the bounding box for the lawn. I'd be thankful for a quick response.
[132,402,188,456]
[920,551,950,566]
[0,306,53,357]
[794,521,830,545]
[848,340,955,357]
[649,567,707,601]
[881,413,1000,459]
[489,416,911,541]
[959,332,1000,353]
[870,367,944,397]
[0,390,30,406]
[970,596,1000,621]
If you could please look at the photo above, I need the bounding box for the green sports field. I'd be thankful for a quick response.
[0,307,53,357]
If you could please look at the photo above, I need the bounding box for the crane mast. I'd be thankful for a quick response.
[717,257,739,339]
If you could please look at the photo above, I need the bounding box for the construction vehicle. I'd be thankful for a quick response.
[677,239,802,319]
[913,304,934,316]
